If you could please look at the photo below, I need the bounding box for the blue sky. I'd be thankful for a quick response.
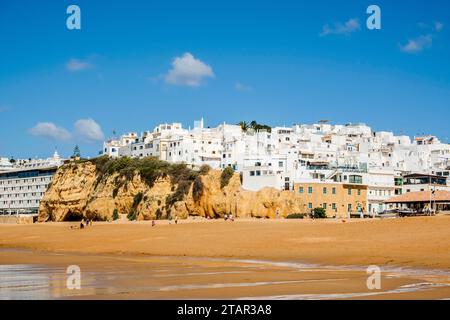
[0,0,449,158]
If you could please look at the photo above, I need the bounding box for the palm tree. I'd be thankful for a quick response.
[238,121,249,132]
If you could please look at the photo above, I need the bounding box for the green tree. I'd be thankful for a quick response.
[72,145,81,158]
[238,121,249,132]
[312,207,327,219]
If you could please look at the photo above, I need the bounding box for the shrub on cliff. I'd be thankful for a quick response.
[198,164,211,175]
[92,156,200,187]
[220,167,235,189]
[127,192,143,221]
[127,208,137,221]
[166,180,192,207]
[132,192,144,207]
[90,156,211,210]
[112,209,120,221]
[192,177,204,202]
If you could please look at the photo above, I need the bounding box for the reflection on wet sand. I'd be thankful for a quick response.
[1,249,450,300]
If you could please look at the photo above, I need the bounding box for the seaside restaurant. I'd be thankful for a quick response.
[384,190,450,213]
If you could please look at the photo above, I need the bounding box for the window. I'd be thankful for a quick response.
[332,187,336,195]
[323,203,327,209]
[250,171,255,176]
[348,204,353,212]
[349,175,363,184]
[308,203,313,209]
[348,188,352,195]
[308,187,313,194]
[278,161,283,167]
[298,187,304,194]
[357,189,361,196]
[323,187,327,195]
[332,203,337,210]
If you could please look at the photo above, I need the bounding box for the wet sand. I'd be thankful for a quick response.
[1,216,450,299]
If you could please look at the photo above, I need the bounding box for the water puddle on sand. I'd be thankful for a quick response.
[1,251,450,299]
[238,283,450,300]
[0,265,61,300]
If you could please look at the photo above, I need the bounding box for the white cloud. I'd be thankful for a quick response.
[66,58,93,72]
[419,21,444,32]
[435,21,444,32]
[74,118,104,141]
[320,18,360,36]
[29,122,72,141]
[164,53,214,87]
[400,35,433,53]
[235,82,253,92]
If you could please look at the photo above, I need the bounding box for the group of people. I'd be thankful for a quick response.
[224,213,235,222]
[80,218,93,229]
[70,218,93,230]
[151,215,179,227]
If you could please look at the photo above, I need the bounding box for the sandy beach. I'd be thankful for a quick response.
[1,216,450,299]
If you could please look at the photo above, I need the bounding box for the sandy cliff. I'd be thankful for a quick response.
[38,160,306,222]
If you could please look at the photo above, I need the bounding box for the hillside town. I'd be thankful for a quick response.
[1,119,450,218]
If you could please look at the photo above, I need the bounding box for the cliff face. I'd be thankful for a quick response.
[38,161,306,222]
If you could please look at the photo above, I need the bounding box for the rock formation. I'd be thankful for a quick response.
[38,159,306,222]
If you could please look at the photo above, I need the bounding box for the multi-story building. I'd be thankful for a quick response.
[293,181,368,218]
[101,119,449,216]
[0,152,64,215]
[102,132,138,157]
[402,173,450,194]
[0,158,14,172]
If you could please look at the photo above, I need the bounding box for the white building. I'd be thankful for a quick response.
[101,120,450,212]
[0,152,64,215]
[0,158,14,172]
[402,173,450,194]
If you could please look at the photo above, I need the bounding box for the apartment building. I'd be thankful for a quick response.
[0,152,63,215]
[101,119,449,216]
[293,181,368,219]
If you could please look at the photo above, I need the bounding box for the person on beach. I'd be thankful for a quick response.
[224,214,228,221]
[175,215,178,225]
[152,220,156,227]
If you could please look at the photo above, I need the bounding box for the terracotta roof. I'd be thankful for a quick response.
[384,190,450,203]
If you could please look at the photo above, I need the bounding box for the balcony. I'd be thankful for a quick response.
[348,175,363,184]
